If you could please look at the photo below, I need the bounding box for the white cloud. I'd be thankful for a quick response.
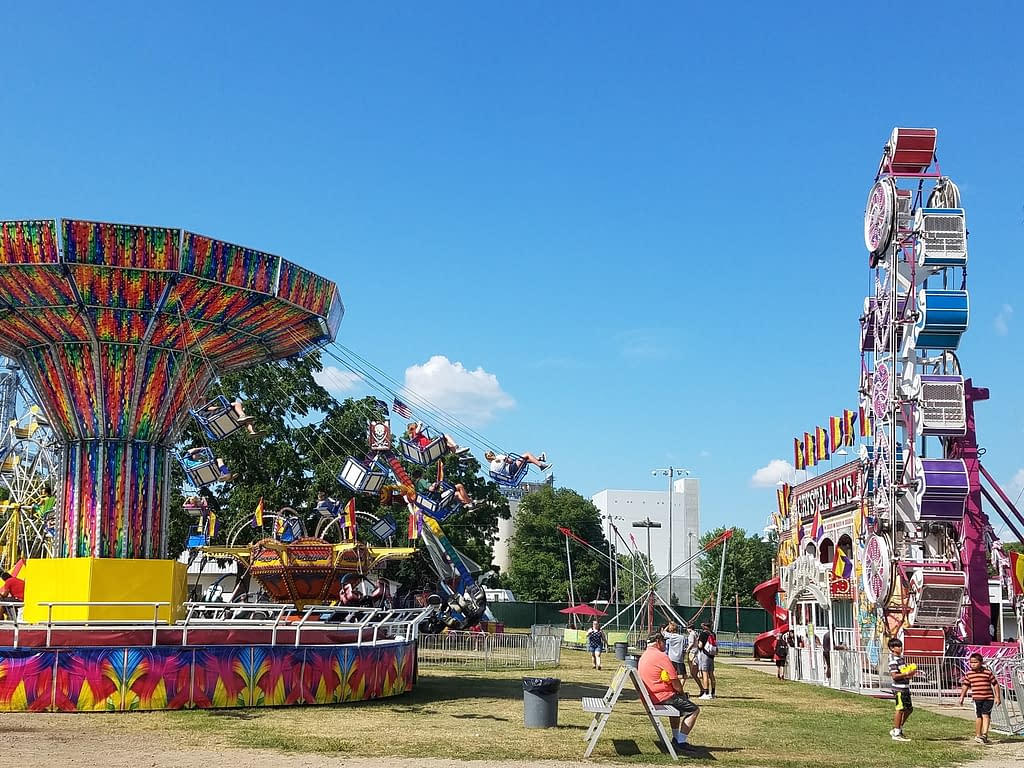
[403,355,515,427]
[995,304,1014,336]
[699,449,712,458]
[750,459,807,488]
[1010,468,1024,499]
[313,366,362,397]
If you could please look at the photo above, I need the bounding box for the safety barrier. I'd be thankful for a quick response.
[786,647,1024,735]
[417,630,561,670]
[0,599,430,648]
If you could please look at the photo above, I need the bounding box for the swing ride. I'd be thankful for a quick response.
[763,128,1024,690]
[0,217,523,712]
[0,218,443,712]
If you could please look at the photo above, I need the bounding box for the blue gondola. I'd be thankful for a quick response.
[914,289,969,350]
[191,395,245,441]
[488,453,530,487]
[415,482,463,521]
[337,456,390,494]
[177,447,224,487]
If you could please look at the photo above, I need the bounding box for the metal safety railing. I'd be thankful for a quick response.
[0,598,431,649]
[418,630,561,670]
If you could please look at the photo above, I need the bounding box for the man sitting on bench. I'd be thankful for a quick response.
[638,631,701,752]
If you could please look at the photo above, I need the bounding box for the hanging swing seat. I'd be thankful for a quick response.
[178,447,223,487]
[186,526,208,548]
[415,482,463,520]
[398,427,450,465]
[191,395,247,441]
[489,454,529,487]
[338,456,390,494]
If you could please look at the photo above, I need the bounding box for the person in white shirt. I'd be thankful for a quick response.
[484,451,550,475]
[661,621,689,677]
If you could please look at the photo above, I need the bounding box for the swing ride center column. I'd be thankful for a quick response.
[0,219,342,618]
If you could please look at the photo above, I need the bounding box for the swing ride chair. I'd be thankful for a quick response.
[414,481,462,520]
[190,394,248,441]
[489,453,529,487]
[397,425,450,466]
[337,455,391,494]
[176,446,224,487]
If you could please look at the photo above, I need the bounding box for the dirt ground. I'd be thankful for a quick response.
[0,711,1021,768]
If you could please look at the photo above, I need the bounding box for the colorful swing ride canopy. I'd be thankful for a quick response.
[0,218,345,559]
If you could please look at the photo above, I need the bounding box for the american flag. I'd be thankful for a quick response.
[392,398,413,418]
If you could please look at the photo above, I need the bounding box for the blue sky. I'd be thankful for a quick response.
[1,3,1022,539]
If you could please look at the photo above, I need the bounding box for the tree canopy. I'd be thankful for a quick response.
[692,527,774,607]
[505,485,609,601]
[169,352,508,583]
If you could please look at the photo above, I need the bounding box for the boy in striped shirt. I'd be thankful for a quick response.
[958,653,1001,744]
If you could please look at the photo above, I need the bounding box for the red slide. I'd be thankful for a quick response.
[752,576,788,659]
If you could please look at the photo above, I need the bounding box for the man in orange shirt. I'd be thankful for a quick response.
[637,631,701,751]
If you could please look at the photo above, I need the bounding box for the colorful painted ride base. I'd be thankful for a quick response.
[0,606,426,712]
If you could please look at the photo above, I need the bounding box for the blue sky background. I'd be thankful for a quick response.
[1,3,1022,539]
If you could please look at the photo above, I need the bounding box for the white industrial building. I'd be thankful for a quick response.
[591,478,701,606]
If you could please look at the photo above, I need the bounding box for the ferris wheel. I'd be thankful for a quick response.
[0,361,60,571]
[859,128,974,637]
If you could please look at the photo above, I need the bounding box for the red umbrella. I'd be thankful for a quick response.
[559,604,607,617]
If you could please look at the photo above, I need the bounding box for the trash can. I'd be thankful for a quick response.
[614,641,628,661]
[624,655,639,670]
[523,677,560,728]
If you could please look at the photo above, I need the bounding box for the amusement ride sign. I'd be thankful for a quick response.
[792,464,862,523]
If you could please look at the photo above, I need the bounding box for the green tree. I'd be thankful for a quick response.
[169,353,508,584]
[505,485,608,601]
[615,551,654,604]
[692,527,774,607]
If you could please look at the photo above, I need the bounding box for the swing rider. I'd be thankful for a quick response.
[638,632,701,751]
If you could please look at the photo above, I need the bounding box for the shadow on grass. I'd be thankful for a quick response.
[611,738,641,756]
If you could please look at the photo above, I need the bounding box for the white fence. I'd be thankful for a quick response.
[786,646,1024,735]
[418,630,561,671]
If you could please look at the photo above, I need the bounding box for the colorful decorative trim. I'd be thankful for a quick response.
[0,641,415,712]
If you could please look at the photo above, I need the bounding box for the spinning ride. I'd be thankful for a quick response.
[859,128,985,643]
[0,219,342,561]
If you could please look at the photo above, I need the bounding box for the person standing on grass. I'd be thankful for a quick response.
[686,624,705,696]
[587,620,608,670]
[958,652,1001,744]
[661,621,689,679]
[773,632,790,680]
[638,632,701,752]
[887,637,918,741]
[696,622,718,699]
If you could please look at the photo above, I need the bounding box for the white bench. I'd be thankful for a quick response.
[581,665,681,760]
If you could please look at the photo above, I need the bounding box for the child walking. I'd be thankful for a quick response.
[958,652,1001,744]
[587,620,608,670]
[887,637,918,741]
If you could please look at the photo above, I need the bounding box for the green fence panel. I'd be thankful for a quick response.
[488,602,771,634]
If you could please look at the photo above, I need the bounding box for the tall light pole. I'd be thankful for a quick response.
[651,467,690,604]
[632,517,662,633]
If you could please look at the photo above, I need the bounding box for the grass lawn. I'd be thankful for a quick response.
[158,648,996,766]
